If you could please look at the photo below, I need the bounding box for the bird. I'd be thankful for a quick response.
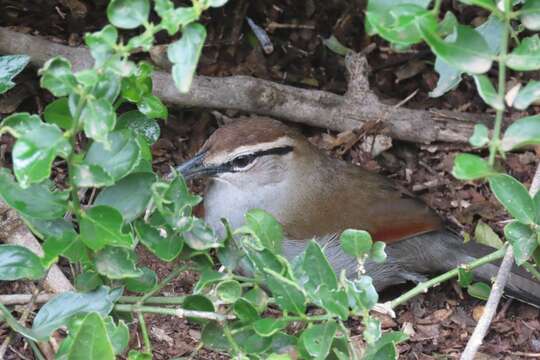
[176,116,540,306]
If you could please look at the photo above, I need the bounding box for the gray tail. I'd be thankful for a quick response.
[432,230,540,307]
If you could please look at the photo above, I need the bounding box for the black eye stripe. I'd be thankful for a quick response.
[226,146,293,170]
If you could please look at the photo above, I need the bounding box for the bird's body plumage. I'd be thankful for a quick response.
[179,117,540,306]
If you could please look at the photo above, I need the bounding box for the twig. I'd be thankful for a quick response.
[388,246,507,309]
[114,304,235,322]
[461,162,540,360]
[0,294,186,306]
[0,27,490,144]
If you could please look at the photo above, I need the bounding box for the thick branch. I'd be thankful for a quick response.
[0,27,486,144]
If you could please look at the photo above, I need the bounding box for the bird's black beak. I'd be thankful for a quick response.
[176,151,222,180]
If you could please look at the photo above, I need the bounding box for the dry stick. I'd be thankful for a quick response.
[460,163,540,360]
[0,27,489,144]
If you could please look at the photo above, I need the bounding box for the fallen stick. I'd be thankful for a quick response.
[0,27,488,144]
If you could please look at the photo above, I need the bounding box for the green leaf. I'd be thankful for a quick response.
[183,294,215,325]
[85,25,118,67]
[0,55,29,94]
[134,220,183,261]
[501,115,540,151]
[72,163,114,188]
[430,15,503,98]
[94,71,121,103]
[366,0,433,46]
[458,268,473,287]
[452,153,497,180]
[507,35,540,71]
[75,271,104,292]
[81,98,116,145]
[95,172,155,222]
[201,322,230,351]
[417,19,492,74]
[467,281,491,300]
[85,130,142,181]
[67,312,115,360]
[0,168,69,219]
[120,63,153,103]
[474,220,504,249]
[138,95,168,120]
[340,229,372,257]
[39,57,77,97]
[473,74,504,110]
[32,287,121,340]
[0,303,41,341]
[489,174,536,224]
[253,318,289,337]
[232,298,259,324]
[117,110,160,144]
[323,35,352,56]
[184,217,222,250]
[346,276,378,311]
[95,247,143,279]
[168,23,207,93]
[243,287,269,314]
[504,221,538,265]
[513,81,540,110]
[104,317,129,355]
[243,209,283,254]
[469,124,490,147]
[216,280,242,303]
[127,351,152,360]
[107,0,150,29]
[300,321,337,359]
[44,98,74,130]
[13,122,72,187]
[521,0,540,31]
[316,286,349,320]
[370,241,387,263]
[234,328,273,354]
[0,112,41,136]
[296,240,338,293]
[364,317,382,344]
[124,267,157,292]
[363,331,408,360]
[158,4,199,34]
[193,269,225,293]
[0,245,45,280]
[264,268,306,315]
[42,234,75,268]
[80,205,135,251]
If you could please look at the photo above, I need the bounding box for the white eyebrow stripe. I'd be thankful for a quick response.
[206,136,294,165]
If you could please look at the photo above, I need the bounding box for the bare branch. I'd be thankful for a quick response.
[0,27,489,144]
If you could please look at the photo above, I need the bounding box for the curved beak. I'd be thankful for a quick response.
[176,151,223,180]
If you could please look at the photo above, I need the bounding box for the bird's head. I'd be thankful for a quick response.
[176,117,310,187]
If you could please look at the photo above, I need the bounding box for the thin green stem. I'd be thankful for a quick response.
[114,304,233,321]
[29,340,46,360]
[488,8,511,166]
[118,295,185,305]
[66,95,87,217]
[522,262,540,281]
[390,246,507,308]
[223,323,242,355]
[138,311,152,354]
[137,264,188,305]
[431,0,442,16]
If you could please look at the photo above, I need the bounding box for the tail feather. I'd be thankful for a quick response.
[416,230,540,307]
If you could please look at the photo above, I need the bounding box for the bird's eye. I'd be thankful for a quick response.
[231,154,256,169]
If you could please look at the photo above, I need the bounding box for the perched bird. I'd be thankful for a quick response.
[177,117,540,306]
